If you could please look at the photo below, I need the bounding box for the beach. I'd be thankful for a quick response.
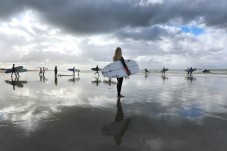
[0,71,226,151]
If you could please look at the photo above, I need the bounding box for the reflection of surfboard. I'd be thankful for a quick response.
[58,74,73,77]
[102,60,139,78]
[103,80,117,85]
[91,68,102,71]
[68,77,80,82]
[68,68,80,72]
[5,80,27,87]
[92,80,102,83]
[5,68,27,73]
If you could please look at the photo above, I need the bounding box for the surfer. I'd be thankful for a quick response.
[161,67,166,76]
[113,47,130,98]
[72,66,75,76]
[39,68,42,76]
[188,67,193,76]
[42,67,45,76]
[94,65,99,76]
[11,64,18,77]
[144,68,148,73]
[54,66,58,76]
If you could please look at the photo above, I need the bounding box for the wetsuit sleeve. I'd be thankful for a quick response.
[120,57,131,76]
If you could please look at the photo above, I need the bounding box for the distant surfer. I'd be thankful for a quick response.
[42,67,45,76]
[54,66,58,76]
[144,68,149,77]
[11,64,18,77]
[39,68,42,76]
[94,65,100,76]
[113,47,130,98]
[188,67,193,76]
[161,67,167,76]
[73,66,75,76]
[203,69,210,73]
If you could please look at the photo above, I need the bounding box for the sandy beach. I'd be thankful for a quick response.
[0,71,226,151]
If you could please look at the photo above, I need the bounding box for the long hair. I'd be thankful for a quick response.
[113,47,122,61]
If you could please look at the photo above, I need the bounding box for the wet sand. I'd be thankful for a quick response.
[0,72,226,151]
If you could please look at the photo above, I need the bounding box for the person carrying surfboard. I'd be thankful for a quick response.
[11,64,18,77]
[113,47,131,98]
[54,66,58,76]
[94,65,100,76]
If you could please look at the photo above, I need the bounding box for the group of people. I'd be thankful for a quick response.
[39,67,46,76]
[9,47,130,98]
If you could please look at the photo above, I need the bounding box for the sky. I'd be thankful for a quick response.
[0,0,227,70]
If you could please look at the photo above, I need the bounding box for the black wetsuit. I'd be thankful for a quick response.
[54,67,57,75]
[116,57,129,96]
[12,66,16,73]
[117,77,123,96]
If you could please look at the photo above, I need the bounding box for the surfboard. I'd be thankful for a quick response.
[5,66,23,72]
[91,67,102,71]
[5,68,27,73]
[68,68,80,72]
[185,68,197,72]
[161,68,168,72]
[102,59,139,78]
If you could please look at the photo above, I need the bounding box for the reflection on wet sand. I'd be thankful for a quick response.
[40,74,47,82]
[5,77,27,90]
[55,76,58,85]
[161,75,168,80]
[0,72,227,150]
[102,98,130,146]
[103,78,117,86]
[185,75,196,81]
[91,76,102,86]
[68,76,80,83]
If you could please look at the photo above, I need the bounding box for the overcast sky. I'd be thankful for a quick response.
[0,0,227,70]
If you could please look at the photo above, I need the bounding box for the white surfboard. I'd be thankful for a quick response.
[102,59,139,78]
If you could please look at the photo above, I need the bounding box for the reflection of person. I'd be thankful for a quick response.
[102,97,130,146]
[95,77,99,86]
[55,76,58,86]
[94,65,99,76]
[113,47,130,98]
[11,76,16,90]
[54,66,58,76]
[114,97,130,146]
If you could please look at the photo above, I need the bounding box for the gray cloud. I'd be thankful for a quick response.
[0,0,227,69]
[0,0,227,35]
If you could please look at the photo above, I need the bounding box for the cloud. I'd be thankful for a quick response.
[0,0,227,69]
[0,0,227,34]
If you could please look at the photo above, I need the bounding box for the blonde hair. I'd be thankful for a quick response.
[113,47,122,61]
